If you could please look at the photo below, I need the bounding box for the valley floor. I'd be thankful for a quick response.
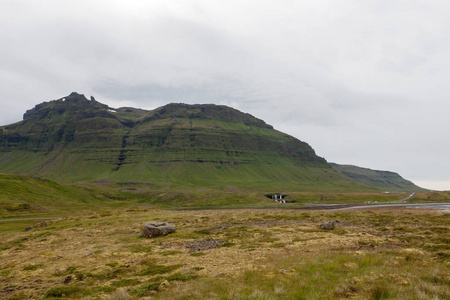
[1,207,449,299]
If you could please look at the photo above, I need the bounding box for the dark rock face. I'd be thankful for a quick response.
[141,222,176,238]
[320,220,338,230]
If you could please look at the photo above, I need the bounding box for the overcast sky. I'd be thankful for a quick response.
[1,0,450,190]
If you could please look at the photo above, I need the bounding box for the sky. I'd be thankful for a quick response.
[1,0,450,190]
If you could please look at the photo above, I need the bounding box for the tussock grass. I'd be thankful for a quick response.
[1,208,448,299]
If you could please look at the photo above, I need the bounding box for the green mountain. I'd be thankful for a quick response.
[330,163,427,192]
[0,92,366,191]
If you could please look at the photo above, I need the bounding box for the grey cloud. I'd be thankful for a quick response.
[1,0,450,189]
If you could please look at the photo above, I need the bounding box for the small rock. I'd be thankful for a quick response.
[158,280,170,291]
[63,276,73,285]
[280,269,296,275]
[320,220,338,230]
[34,221,47,228]
[25,226,33,231]
[141,222,176,238]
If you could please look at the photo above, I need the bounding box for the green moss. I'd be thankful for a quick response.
[44,286,82,298]
[132,279,164,297]
[105,261,119,268]
[111,278,141,287]
[136,263,182,276]
[166,273,199,282]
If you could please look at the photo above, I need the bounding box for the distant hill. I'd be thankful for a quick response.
[330,163,427,192]
[0,92,367,191]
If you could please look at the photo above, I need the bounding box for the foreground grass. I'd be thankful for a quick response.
[1,207,449,299]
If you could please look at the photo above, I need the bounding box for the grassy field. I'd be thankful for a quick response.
[1,206,449,299]
[1,172,447,219]
[1,173,449,299]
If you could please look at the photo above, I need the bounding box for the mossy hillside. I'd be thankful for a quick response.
[330,163,427,192]
[0,173,119,218]
[3,170,439,222]
[2,171,444,220]
[0,93,365,191]
[0,149,363,191]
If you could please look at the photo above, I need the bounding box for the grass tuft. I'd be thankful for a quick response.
[136,263,182,276]
[44,286,82,298]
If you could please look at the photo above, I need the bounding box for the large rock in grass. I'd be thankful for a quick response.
[141,222,175,238]
[320,220,338,230]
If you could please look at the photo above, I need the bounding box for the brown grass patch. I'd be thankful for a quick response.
[0,208,448,299]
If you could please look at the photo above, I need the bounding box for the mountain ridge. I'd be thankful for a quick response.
[330,163,426,192]
[0,93,423,192]
[0,93,336,190]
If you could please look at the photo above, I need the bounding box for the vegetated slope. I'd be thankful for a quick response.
[0,173,114,216]
[0,92,365,191]
[330,163,427,192]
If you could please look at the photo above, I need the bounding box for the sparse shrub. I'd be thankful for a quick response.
[111,278,141,287]
[270,242,286,248]
[66,266,78,273]
[335,284,358,298]
[106,288,131,300]
[161,250,182,256]
[44,286,82,298]
[136,263,181,276]
[106,261,119,268]
[423,243,434,249]
[129,244,152,253]
[6,291,27,300]
[6,203,31,211]
[436,251,450,259]
[132,279,163,297]
[194,229,211,235]
[219,241,235,247]
[23,264,43,271]
[166,272,199,282]
[370,286,391,300]
[99,210,113,217]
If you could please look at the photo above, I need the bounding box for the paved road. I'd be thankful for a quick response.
[398,192,416,202]
[335,202,450,211]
